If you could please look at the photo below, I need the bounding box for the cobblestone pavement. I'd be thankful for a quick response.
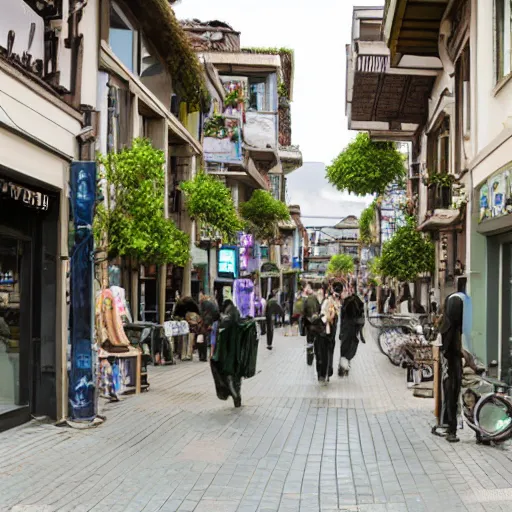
[2,328,512,512]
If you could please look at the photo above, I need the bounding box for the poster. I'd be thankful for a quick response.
[479,183,489,222]
[490,172,507,217]
[68,161,97,421]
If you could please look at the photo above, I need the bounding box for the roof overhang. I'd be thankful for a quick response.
[279,146,303,174]
[346,40,437,139]
[383,0,448,67]
[202,52,281,70]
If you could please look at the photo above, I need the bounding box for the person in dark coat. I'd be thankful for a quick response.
[302,282,321,366]
[265,292,284,350]
[210,300,242,407]
[439,293,464,443]
[338,293,365,377]
[198,297,220,362]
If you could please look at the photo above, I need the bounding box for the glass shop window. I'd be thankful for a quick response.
[109,2,138,73]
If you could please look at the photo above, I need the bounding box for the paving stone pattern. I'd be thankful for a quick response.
[2,327,512,511]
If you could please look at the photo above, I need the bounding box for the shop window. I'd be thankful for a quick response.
[495,0,512,82]
[109,2,138,73]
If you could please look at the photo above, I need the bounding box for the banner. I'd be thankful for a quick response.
[68,161,97,421]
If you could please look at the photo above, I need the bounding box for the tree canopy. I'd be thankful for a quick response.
[94,138,190,266]
[239,190,290,242]
[380,217,435,282]
[327,254,355,277]
[180,171,242,242]
[326,133,406,196]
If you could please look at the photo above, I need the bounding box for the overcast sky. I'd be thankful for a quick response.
[174,0,383,224]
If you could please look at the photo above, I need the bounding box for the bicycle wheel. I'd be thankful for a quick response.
[385,329,404,366]
[378,331,390,355]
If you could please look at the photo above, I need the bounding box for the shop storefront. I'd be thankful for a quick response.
[475,165,512,383]
[0,171,59,431]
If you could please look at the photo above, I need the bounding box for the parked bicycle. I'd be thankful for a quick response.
[367,313,435,379]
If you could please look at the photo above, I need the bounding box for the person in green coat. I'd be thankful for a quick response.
[210,300,242,407]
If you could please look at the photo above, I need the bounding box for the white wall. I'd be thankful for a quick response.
[244,112,277,149]
[475,1,512,159]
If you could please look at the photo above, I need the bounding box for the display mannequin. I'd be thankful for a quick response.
[439,292,464,442]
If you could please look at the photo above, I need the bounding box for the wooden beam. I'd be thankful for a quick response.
[402,20,442,29]
[389,0,409,63]
[400,30,439,40]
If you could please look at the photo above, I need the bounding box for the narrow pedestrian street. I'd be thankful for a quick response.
[1,328,511,512]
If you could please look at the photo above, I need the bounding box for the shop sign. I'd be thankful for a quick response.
[218,246,238,278]
[0,178,49,210]
[479,168,512,222]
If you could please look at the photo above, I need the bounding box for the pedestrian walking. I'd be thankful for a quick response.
[198,296,220,362]
[210,299,242,407]
[316,282,339,383]
[302,282,320,366]
[265,292,284,350]
[338,292,366,377]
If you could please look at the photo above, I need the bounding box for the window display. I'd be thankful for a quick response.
[0,237,22,412]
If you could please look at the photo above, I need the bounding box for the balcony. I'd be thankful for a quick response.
[346,7,438,141]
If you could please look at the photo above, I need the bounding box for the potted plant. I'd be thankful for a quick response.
[427,172,455,209]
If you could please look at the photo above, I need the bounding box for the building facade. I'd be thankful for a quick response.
[346,0,512,382]
[181,20,302,302]
[0,0,97,430]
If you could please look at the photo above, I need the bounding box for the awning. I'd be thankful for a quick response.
[417,209,462,232]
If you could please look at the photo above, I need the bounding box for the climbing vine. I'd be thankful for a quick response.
[327,133,406,196]
[327,254,355,277]
[180,171,243,242]
[380,217,435,282]
[239,190,290,242]
[94,138,190,267]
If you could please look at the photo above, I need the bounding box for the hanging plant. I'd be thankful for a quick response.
[180,171,243,243]
[94,138,190,267]
[368,256,383,282]
[224,89,244,108]
[359,200,378,245]
[240,190,290,242]
[203,114,226,138]
[327,133,406,196]
[327,254,355,277]
[380,216,435,282]
[427,172,455,188]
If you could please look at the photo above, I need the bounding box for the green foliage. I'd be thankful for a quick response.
[180,172,242,242]
[367,257,383,281]
[94,138,190,267]
[239,190,290,242]
[327,254,355,277]
[224,89,244,108]
[427,172,455,187]
[359,200,378,245]
[380,217,435,282]
[326,133,406,196]
[241,47,294,56]
[277,79,288,98]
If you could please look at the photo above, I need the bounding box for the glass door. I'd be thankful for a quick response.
[0,237,26,413]
[502,243,512,384]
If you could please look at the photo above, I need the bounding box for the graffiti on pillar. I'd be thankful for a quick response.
[69,161,97,421]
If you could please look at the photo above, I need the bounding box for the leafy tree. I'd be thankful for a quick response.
[359,200,378,245]
[239,190,290,242]
[94,138,190,267]
[327,254,355,277]
[180,171,243,242]
[327,133,406,196]
[380,217,435,282]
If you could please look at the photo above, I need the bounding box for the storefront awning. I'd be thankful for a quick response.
[417,209,462,232]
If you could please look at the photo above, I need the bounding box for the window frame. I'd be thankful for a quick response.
[109,1,139,74]
[495,0,512,84]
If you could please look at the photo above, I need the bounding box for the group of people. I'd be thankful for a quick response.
[300,280,366,383]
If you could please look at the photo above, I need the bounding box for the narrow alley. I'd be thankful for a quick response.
[1,327,511,512]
